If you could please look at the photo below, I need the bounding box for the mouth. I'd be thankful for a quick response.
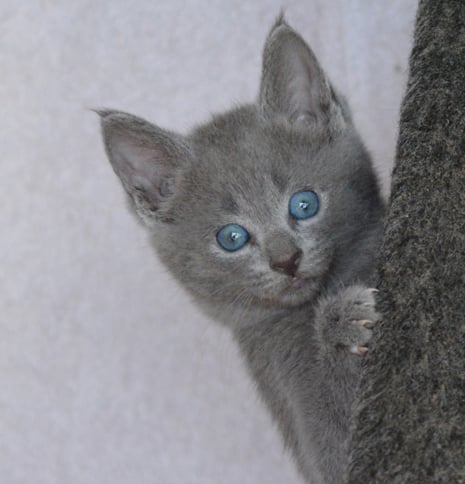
[277,254,332,305]
[269,274,319,307]
[253,255,332,309]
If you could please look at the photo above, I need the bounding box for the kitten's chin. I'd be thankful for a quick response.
[261,277,320,308]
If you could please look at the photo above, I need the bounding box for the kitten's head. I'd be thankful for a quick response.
[98,17,383,316]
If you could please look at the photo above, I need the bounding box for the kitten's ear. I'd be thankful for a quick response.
[98,110,190,225]
[259,15,347,131]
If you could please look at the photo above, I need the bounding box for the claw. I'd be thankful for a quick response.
[367,288,379,293]
[350,345,368,356]
[354,319,374,329]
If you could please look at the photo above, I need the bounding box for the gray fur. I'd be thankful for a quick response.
[98,17,384,484]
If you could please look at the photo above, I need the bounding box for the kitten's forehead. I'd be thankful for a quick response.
[188,105,329,212]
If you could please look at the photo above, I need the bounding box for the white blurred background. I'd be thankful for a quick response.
[1,1,417,483]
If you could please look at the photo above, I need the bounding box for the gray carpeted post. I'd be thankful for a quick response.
[348,1,465,482]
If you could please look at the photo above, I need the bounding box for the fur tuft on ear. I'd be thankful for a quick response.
[97,109,190,225]
[259,16,347,133]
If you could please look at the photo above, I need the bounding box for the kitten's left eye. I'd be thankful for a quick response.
[216,224,250,252]
[289,190,319,220]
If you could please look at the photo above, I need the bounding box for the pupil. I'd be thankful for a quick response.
[230,232,239,241]
[299,201,309,210]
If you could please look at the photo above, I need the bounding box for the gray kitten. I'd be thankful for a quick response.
[97,16,384,484]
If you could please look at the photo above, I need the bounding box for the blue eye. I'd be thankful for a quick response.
[289,190,319,220]
[216,224,250,252]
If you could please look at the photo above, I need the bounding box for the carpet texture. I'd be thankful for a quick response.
[349,1,465,481]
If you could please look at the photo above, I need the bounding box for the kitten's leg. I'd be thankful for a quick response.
[309,286,380,483]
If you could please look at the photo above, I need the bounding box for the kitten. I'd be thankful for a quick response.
[97,16,384,484]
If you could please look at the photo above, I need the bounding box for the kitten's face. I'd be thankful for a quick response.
[152,111,377,309]
[98,17,382,314]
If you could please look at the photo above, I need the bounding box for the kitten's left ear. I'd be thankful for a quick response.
[259,15,348,132]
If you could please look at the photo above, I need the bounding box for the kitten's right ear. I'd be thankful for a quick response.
[97,110,190,225]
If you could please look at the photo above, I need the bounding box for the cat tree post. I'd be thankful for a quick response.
[347,1,465,482]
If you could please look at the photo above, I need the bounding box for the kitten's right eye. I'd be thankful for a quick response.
[216,224,250,252]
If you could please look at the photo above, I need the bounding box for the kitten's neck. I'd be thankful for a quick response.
[198,295,296,329]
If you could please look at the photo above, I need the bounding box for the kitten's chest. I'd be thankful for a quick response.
[234,306,319,384]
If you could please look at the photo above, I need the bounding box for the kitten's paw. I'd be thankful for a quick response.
[315,286,380,358]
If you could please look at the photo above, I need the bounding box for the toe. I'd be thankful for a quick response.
[350,345,369,356]
[354,319,375,330]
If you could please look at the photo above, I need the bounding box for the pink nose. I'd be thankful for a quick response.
[270,250,302,277]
